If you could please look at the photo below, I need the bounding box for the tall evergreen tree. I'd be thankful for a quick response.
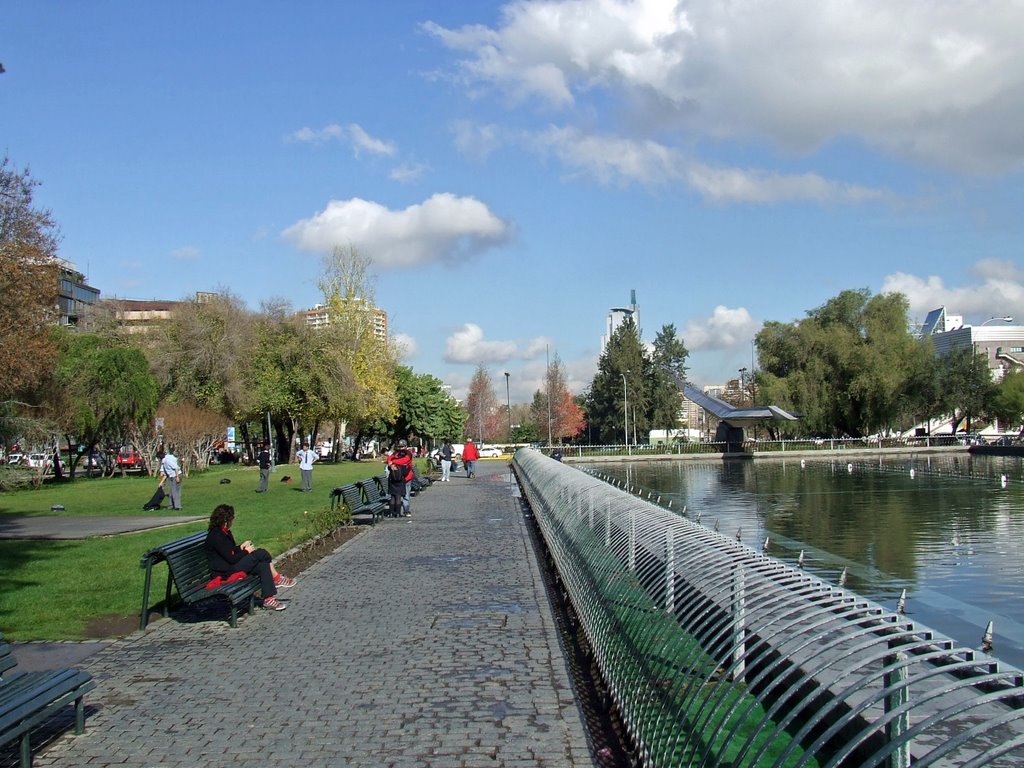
[651,323,689,437]
[586,318,650,443]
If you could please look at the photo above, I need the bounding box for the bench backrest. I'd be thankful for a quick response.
[162,539,216,598]
[339,484,366,509]
[358,478,386,503]
[140,530,208,569]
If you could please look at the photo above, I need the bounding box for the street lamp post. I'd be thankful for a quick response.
[621,371,631,456]
[981,316,1014,325]
[504,372,511,441]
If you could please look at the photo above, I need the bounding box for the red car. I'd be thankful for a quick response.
[116,450,145,469]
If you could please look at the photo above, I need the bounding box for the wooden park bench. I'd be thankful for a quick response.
[139,531,261,631]
[331,482,386,525]
[0,632,94,768]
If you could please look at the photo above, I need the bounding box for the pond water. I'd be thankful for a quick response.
[590,453,1024,670]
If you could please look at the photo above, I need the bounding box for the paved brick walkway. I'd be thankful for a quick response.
[31,462,596,767]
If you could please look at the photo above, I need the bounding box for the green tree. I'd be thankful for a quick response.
[381,366,466,445]
[45,330,159,477]
[938,346,999,433]
[586,318,650,443]
[992,369,1024,432]
[318,245,398,453]
[146,291,256,418]
[651,323,689,437]
[756,289,926,436]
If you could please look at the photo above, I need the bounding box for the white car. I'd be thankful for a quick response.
[478,445,503,458]
[25,453,52,470]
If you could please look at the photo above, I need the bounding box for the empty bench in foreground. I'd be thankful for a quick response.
[0,632,94,768]
[139,531,261,631]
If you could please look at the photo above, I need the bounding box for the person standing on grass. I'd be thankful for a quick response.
[204,503,295,611]
[160,445,183,510]
[255,442,272,493]
[296,442,317,492]
[462,438,479,479]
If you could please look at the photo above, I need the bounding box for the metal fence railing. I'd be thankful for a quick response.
[513,448,1024,768]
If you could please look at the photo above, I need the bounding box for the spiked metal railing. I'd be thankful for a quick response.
[513,449,1024,767]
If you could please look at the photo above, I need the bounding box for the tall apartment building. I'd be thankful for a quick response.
[300,302,388,343]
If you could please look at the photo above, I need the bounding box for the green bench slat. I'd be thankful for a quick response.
[0,635,94,768]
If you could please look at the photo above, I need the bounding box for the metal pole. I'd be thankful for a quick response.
[504,372,511,440]
[621,371,630,456]
[546,346,553,446]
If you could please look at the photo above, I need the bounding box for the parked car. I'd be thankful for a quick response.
[116,450,145,469]
[25,453,52,471]
[6,453,24,465]
[478,445,503,458]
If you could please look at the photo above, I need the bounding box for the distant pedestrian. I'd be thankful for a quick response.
[462,438,479,479]
[439,440,453,482]
[389,440,414,516]
[386,453,408,519]
[255,442,271,492]
[296,442,318,492]
[160,445,183,510]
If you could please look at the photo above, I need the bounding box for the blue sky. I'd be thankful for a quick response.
[3,1,1023,402]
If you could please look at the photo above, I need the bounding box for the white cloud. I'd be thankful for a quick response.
[444,323,552,364]
[348,124,397,157]
[287,123,396,157]
[686,164,885,205]
[528,126,685,186]
[881,259,1024,320]
[389,162,428,183]
[427,0,1024,173]
[171,246,200,261]
[392,333,418,359]
[682,305,759,351]
[282,193,511,268]
[451,120,504,160]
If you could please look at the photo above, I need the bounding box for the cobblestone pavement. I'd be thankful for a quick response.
[31,462,596,767]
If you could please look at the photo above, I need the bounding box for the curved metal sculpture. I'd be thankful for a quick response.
[513,448,1024,767]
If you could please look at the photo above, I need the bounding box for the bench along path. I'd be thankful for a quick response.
[31,462,595,768]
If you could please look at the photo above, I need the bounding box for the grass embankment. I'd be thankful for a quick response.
[0,460,391,641]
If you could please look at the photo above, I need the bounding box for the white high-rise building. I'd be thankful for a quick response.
[601,288,640,352]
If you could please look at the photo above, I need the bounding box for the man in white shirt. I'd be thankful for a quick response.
[160,446,183,510]
[297,442,317,492]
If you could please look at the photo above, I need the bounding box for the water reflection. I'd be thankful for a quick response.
[596,454,1024,669]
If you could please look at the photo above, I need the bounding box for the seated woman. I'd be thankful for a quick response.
[204,503,295,611]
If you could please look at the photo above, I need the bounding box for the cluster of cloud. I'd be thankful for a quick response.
[882,258,1024,321]
[281,193,511,268]
[680,305,760,352]
[444,323,552,364]
[453,120,888,203]
[427,0,1024,175]
[288,123,428,182]
[287,122,396,157]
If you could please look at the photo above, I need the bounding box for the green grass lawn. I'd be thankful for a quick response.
[0,459,394,641]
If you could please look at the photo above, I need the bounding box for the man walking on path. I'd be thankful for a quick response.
[160,446,183,510]
[462,438,479,479]
[255,442,272,492]
[296,442,318,492]
[439,440,453,482]
[389,440,414,515]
